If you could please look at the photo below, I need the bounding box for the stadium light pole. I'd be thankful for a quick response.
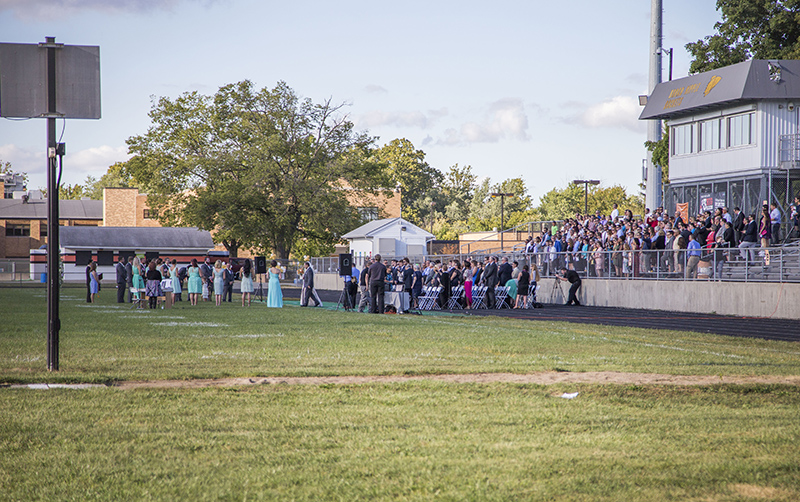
[572,180,600,216]
[491,192,514,251]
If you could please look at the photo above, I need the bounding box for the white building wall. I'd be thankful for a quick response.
[759,101,799,168]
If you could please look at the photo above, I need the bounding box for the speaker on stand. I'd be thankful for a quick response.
[335,253,353,311]
[255,256,267,302]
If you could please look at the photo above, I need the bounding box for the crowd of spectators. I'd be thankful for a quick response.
[517,198,800,280]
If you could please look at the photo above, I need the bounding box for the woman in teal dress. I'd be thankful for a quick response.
[187,258,202,306]
[131,257,146,300]
[213,260,225,306]
[267,260,283,308]
[168,259,182,302]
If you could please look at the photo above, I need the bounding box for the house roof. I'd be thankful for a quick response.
[342,217,434,240]
[0,198,102,220]
[639,59,800,121]
[60,226,214,251]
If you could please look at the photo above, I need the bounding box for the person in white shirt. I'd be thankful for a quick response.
[610,203,619,222]
[770,203,782,245]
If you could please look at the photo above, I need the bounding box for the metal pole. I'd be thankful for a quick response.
[500,196,504,251]
[44,37,60,371]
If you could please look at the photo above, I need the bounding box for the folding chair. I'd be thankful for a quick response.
[419,286,441,311]
[447,285,463,310]
[130,287,145,309]
[471,286,487,309]
[495,286,510,309]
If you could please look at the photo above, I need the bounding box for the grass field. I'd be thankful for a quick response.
[1,285,799,501]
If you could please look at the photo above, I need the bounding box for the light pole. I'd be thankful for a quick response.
[572,180,600,215]
[491,192,514,251]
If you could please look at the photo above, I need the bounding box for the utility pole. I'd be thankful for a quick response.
[572,180,600,215]
[645,0,663,211]
[491,192,514,251]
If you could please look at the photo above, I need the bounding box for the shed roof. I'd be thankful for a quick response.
[60,226,214,251]
[342,217,434,240]
[0,198,102,220]
[639,59,800,121]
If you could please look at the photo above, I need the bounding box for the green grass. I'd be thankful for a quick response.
[1,286,799,383]
[1,285,800,501]
[2,384,799,501]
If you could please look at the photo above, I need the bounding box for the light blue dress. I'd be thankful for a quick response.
[169,265,181,294]
[240,271,254,293]
[213,268,224,296]
[267,271,282,308]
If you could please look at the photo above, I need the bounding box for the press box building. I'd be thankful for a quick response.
[639,59,800,220]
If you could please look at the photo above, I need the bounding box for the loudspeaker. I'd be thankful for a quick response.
[339,253,352,277]
[255,256,267,274]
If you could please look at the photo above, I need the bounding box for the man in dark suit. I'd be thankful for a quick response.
[498,257,513,286]
[223,263,235,302]
[483,256,498,309]
[732,207,744,246]
[125,256,134,302]
[115,256,128,303]
[366,255,387,314]
[738,214,758,262]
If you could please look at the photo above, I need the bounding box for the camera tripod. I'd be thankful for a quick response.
[549,276,565,304]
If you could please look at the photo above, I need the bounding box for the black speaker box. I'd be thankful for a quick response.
[339,253,352,276]
[255,256,268,274]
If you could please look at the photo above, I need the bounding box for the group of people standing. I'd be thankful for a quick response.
[352,254,539,313]
[95,255,283,309]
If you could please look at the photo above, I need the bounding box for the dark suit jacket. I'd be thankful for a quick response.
[125,262,133,285]
[483,262,498,287]
[115,262,127,284]
[733,212,745,233]
[742,220,758,242]
[498,263,512,285]
[302,267,314,289]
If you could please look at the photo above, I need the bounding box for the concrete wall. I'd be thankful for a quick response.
[537,277,799,320]
[316,272,799,320]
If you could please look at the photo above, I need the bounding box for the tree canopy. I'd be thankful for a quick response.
[124,80,389,258]
[687,0,800,73]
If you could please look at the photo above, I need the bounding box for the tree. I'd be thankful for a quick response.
[373,138,442,224]
[534,182,643,221]
[126,80,388,259]
[644,125,670,186]
[687,0,800,74]
[466,177,533,231]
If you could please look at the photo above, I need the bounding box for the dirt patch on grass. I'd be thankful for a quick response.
[114,372,800,390]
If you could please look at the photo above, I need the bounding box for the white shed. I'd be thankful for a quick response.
[342,217,434,266]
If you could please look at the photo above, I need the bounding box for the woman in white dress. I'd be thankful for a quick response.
[240,259,254,306]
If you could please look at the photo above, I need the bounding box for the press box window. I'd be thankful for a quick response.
[728,113,753,147]
[5,224,30,237]
[700,119,721,151]
[672,123,694,156]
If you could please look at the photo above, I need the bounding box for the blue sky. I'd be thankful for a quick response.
[0,0,722,202]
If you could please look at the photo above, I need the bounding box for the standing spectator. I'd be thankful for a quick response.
[514,265,530,308]
[367,255,387,314]
[223,262,235,302]
[89,261,100,303]
[169,259,182,302]
[239,259,254,307]
[790,196,800,240]
[411,263,423,309]
[357,261,371,313]
[213,260,225,306]
[267,260,283,308]
[145,260,162,309]
[498,257,513,285]
[732,207,745,246]
[300,261,321,307]
[770,203,782,245]
[738,214,759,262]
[685,233,702,279]
[125,256,134,303]
[462,260,473,309]
[187,258,202,306]
[759,206,772,264]
[483,256,498,309]
[115,255,128,303]
[200,257,213,301]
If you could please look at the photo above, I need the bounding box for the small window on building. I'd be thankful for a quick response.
[700,119,721,151]
[143,209,158,219]
[728,112,753,147]
[39,224,47,237]
[672,123,694,156]
[358,207,379,222]
[5,223,30,237]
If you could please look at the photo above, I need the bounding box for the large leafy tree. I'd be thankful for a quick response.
[687,0,800,74]
[125,80,387,259]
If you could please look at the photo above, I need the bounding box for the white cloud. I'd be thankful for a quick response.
[580,96,644,132]
[0,143,129,188]
[0,0,217,20]
[437,98,529,145]
[356,108,448,130]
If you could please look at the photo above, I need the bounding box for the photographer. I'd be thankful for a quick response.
[558,267,582,306]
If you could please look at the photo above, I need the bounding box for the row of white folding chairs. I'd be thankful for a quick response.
[417,286,442,310]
